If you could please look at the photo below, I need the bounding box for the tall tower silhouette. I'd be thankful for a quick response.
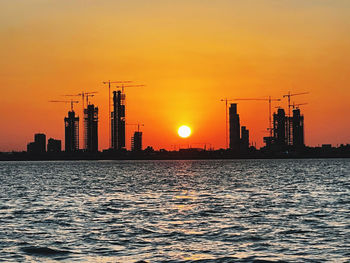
[84,104,98,152]
[292,108,304,148]
[273,108,287,147]
[111,91,125,150]
[65,111,79,152]
[229,103,240,152]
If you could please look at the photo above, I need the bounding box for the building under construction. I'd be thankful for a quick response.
[264,107,305,150]
[65,111,79,152]
[111,90,126,150]
[84,104,98,152]
[131,131,142,151]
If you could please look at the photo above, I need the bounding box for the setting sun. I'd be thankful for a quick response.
[178,125,191,138]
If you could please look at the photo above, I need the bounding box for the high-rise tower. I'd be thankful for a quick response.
[273,108,287,147]
[111,90,126,150]
[240,126,249,152]
[84,104,98,152]
[65,111,79,152]
[229,103,240,151]
[292,108,304,148]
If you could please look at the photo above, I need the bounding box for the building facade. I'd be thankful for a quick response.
[47,138,61,152]
[65,111,79,152]
[84,104,98,152]
[131,131,142,152]
[229,103,240,151]
[111,90,126,150]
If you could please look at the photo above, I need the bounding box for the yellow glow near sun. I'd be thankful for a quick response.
[178,125,191,138]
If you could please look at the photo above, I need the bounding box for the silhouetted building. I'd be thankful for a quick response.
[65,111,79,152]
[84,104,98,152]
[131,131,142,151]
[47,138,61,152]
[27,133,46,153]
[292,108,304,148]
[240,126,249,152]
[27,142,37,153]
[111,90,125,150]
[263,136,274,148]
[273,108,287,147]
[265,107,306,150]
[34,133,46,153]
[229,103,240,151]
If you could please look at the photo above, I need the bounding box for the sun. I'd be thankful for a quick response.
[178,125,191,138]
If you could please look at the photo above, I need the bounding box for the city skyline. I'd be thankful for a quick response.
[1,0,350,151]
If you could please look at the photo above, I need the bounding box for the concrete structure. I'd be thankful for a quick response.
[111,90,126,150]
[65,111,79,152]
[265,107,305,150]
[240,126,249,152]
[131,131,142,151]
[47,138,61,152]
[292,108,304,148]
[229,103,240,151]
[273,108,287,147]
[84,104,98,152]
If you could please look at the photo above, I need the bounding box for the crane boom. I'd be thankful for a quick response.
[102,80,133,148]
[282,91,309,145]
[49,100,79,111]
[232,97,281,137]
[126,123,145,132]
[220,98,236,149]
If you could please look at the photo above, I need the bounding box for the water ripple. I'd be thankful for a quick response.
[0,159,349,262]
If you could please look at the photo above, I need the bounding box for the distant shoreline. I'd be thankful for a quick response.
[1,148,350,161]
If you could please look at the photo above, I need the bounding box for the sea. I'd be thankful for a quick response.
[0,159,349,262]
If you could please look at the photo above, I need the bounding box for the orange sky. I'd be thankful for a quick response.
[1,0,350,151]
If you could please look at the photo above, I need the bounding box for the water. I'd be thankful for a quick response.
[0,159,349,262]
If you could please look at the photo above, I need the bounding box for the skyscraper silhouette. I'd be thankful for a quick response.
[111,91,126,150]
[292,108,304,148]
[273,108,287,147]
[229,103,240,152]
[84,104,98,152]
[240,126,249,152]
[65,111,79,152]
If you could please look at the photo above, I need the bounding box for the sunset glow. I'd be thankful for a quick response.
[0,1,350,152]
[178,125,191,138]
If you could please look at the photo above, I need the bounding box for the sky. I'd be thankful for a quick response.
[0,0,350,151]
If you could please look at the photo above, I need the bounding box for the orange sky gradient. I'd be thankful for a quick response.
[1,0,350,151]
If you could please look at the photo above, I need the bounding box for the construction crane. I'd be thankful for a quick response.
[63,92,97,150]
[102,81,133,147]
[126,123,144,132]
[115,84,145,93]
[63,91,98,112]
[220,98,236,149]
[49,100,79,111]
[283,92,309,145]
[85,94,95,106]
[291,102,308,110]
[283,92,309,117]
[233,96,281,137]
